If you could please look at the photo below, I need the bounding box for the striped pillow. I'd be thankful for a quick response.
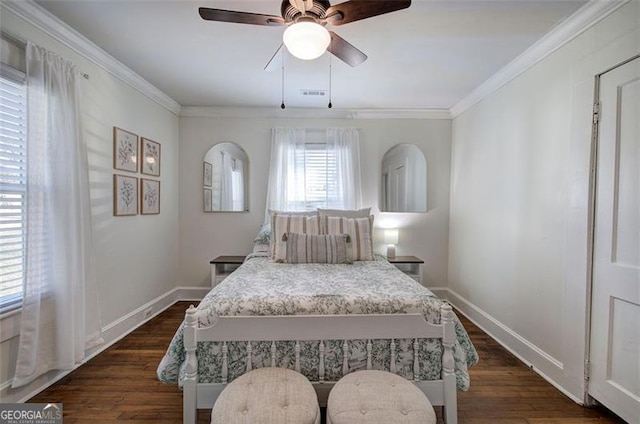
[284,233,351,264]
[318,208,372,233]
[324,216,375,261]
[270,214,320,261]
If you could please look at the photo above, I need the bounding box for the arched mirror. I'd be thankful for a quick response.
[380,144,427,212]
[203,142,249,212]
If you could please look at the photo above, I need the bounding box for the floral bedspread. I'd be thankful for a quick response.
[157,254,478,390]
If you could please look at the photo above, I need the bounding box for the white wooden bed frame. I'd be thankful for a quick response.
[182,303,458,424]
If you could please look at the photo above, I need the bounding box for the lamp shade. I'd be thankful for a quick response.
[283,22,331,60]
[383,229,399,245]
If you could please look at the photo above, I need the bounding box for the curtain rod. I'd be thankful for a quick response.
[1,30,90,80]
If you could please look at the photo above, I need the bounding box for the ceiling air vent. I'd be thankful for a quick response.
[300,89,327,97]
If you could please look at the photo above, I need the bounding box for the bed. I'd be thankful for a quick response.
[157,252,478,423]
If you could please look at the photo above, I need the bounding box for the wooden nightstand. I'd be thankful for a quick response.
[388,256,424,284]
[210,255,246,287]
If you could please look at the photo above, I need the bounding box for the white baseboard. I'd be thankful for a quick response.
[93,286,210,357]
[0,285,211,404]
[99,287,182,345]
[428,287,448,299]
[175,286,211,302]
[442,288,583,404]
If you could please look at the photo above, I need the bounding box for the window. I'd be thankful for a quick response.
[0,74,27,312]
[291,142,338,211]
[267,127,361,213]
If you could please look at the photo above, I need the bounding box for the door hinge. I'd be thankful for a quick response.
[592,102,600,124]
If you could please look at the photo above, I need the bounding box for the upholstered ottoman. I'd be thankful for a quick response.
[211,367,320,424]
[327,370,436,424]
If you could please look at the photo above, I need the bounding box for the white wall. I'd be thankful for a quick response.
[179,116,451,288]
[448,1,639,402]
[0,7,180,400]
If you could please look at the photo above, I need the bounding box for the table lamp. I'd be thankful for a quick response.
[384,229,399,259]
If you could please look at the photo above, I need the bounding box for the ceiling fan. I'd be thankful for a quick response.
[199,0,411,68]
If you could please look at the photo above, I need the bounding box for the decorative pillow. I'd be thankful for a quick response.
[324,216,375,261]
[253,223,271,245]
[270,214,321,261]
[318,208,371,233]
[284,233,351,264]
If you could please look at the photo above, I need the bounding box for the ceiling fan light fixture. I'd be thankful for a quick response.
[283,21,331,60]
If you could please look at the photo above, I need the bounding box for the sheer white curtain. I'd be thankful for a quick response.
[265,127,362,220]
[220,151,233,210]
[231,159,244,211]
[326,128,362,209]
[12,43,103,388]
[265,127,307,217]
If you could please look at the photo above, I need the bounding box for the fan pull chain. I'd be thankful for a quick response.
[281,49,286,109]
[328,54,333,109]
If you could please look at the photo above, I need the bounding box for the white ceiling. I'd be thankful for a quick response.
[34,0,588,109]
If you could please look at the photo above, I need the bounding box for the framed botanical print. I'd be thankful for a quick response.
[140,138,161,177]
[203,161,212,187]
[113,127,138,173]
[113,174,138,216]
[140,178,160,215]
[204,188,212,212]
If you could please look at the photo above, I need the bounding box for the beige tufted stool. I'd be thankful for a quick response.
[327,370,436,424]
[211,367,320,424]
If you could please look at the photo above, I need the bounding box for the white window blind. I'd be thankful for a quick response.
[0,74,27,311]
[296,143,338,211]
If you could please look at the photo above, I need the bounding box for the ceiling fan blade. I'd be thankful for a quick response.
[199,7,285,26]
[325,0,411,26]
[328,31,367,67]
[264,44,285,72]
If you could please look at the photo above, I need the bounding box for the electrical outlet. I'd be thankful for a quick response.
[144,307,153,319]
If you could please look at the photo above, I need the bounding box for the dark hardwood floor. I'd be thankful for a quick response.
[30,301,624,423]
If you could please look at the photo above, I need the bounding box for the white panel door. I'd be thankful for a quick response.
[590,56,640,424]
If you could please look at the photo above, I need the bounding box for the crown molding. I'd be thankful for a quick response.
[181,107,354,119]
[181,106,451,120]
[2,0,182,115]
[450,0,630,118]
[348,109,451,120]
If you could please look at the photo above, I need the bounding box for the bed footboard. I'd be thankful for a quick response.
[183,305,457,424]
